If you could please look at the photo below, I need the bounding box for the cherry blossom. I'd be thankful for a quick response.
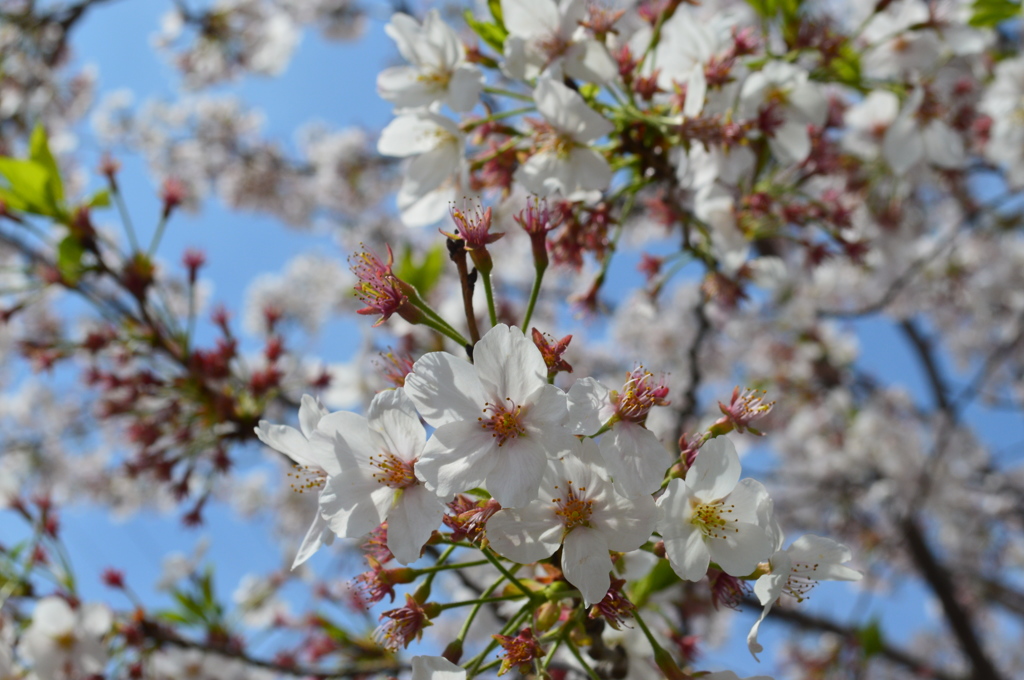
[487,446,656,605]
[500,0,617,84]
[515,78,614,201]
[404,324,581,507]
[746,534,862,659]
[378,10,484,112]
[378,110,467,226]
[18,597,112,680]
[656,437,773,581]
[314,388,444,564]
[255,394,336,568]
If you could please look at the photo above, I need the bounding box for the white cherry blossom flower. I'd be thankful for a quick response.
[501,0,617,84]
[567,373,673,497]
[656,437,773,581]
[378,10,484,112]
[411,655,466,680]
[18,597,112,680]
[842,90,899,161]
[314,388,444,565]
[746,534,862,659]
[514,78,613,201]
[404,324,579,508]
[739,61,827,165]
[378,110,467,226]
[980,54,1024,187]
[255,394,336,568]
[882,87,965,175]
[487,447,656,605]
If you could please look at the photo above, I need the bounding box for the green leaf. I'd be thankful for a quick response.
[172,590,209,624]
[629,558,680,608]
[0,158,56,215]
[969,0,1021,27]
[395,243,447,296]
[857,620,884,658]
[746,0,777,16]
[56,235,86,286]
[29,124,64,208]
[487,0,505,27]
[87,188,111,208]
[464,10,507,53]
[827,42,863,89]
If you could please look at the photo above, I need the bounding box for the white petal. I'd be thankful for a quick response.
[319,474,388,539]
[665,524,709,581]
[367,389,426,463]
[786,535,862,581]
[378,113,455,157]
[563,528,613,606]
[298,394,328,439]
[485,437,549,507]
[415,420,496,496]
[525,383,571,429]
[410,655,467,680]
[567,377,608,435]
[475,325,547,404]
[387,485,445,565]
[255,421,337,475]
[708,521,772,577]
[487,504,563,563]
[501,0,559,39]
[924,122,965,169]
[598,422,672,497]
[405,351,486,428]
[589,482,656,552]
[446,64,485,112]
[534,78,614,142]
[769,119,812,165]
[292,512,333,569]
[563,39,618,84]
[685,437,740,501]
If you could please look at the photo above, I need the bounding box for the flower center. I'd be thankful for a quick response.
[784,561,821,602]
[553,481,593,531]
[369,452,417,489]
[689,498,738,540]
[479,398,527,446]
[288,464,328,493]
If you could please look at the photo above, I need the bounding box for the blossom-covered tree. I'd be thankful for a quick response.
[1,0,1023,679]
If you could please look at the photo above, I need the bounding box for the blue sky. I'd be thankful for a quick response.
[6,1,1017,677]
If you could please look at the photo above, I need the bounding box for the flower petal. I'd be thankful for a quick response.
[487,503,563,563]
[562,528,613,606]
[405,351,486,428]
[387,485,445,565]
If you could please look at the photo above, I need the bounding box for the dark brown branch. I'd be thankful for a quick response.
[741,595,964,680]
[900,517,1003,680]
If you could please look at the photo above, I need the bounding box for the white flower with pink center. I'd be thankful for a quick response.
[567,369,673,497]
[486,447,656,605]
[18,597,112,680]
[314,388,444,565]
[514,78,614,201]
[657,437,773,582]
[404,324,581,508]
[500,0,617,84]
[377,10,484,113]
[746,533,862,659]
[255,394,336,568]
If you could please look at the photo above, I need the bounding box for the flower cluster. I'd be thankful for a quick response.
[260,324,861,675]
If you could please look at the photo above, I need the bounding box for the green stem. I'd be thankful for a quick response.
[484,86,534,102]
[463,106,535,131]
[521,260,546,330]
[480,269,497,327]
[110,180,140,253]
[481,547,533,598]
[438,593,527,611]
[565,635,602,680]
[147,214,168,257]
[416,559,489,576]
